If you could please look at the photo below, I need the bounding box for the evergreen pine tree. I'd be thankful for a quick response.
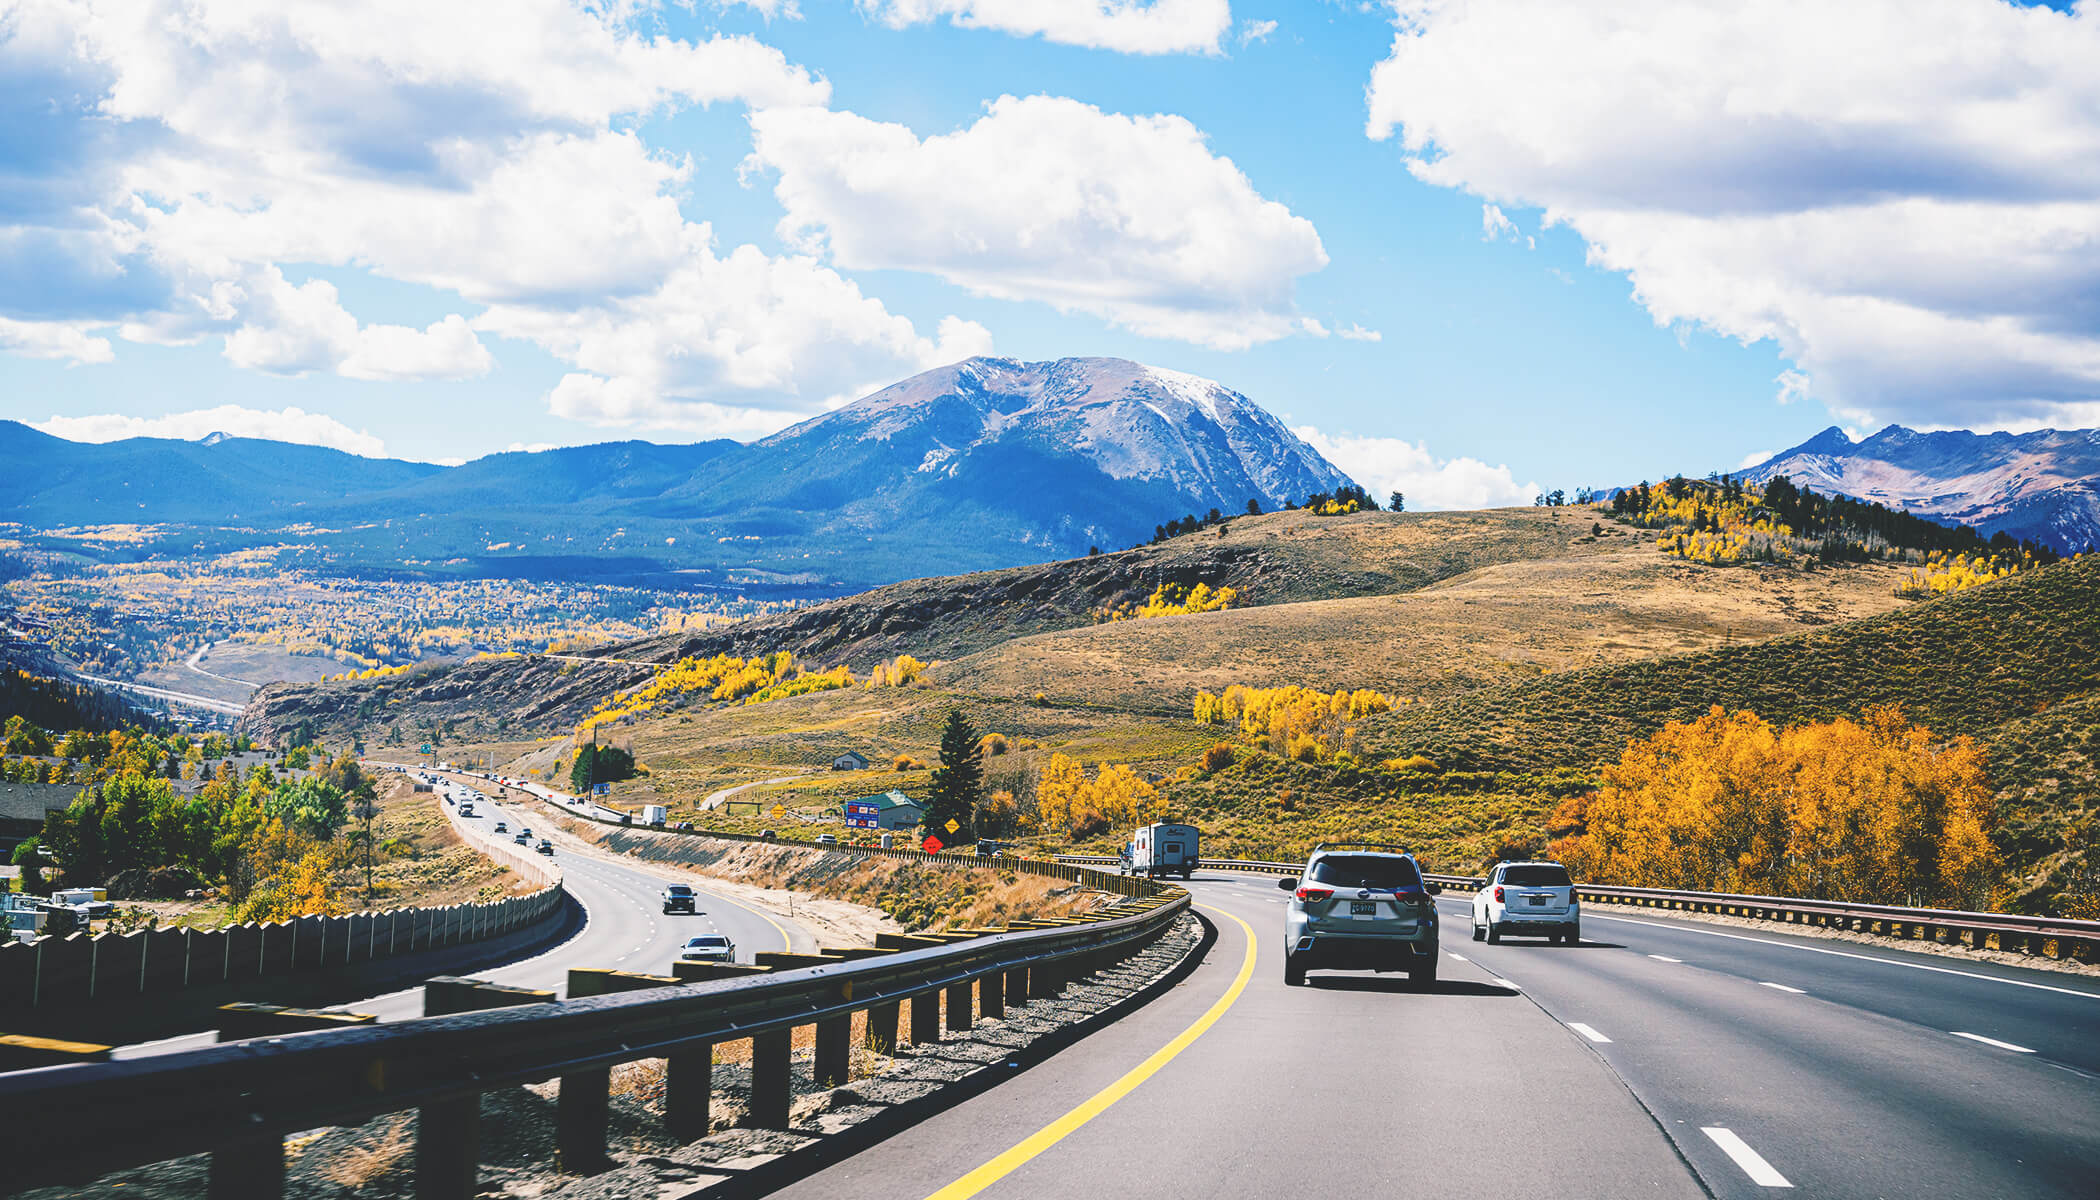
[924,708,984,844]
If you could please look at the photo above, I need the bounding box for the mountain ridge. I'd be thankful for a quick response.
[2,357,1357,593]
[1738,423,2100,554]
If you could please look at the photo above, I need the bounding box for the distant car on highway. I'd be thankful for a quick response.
[1472,860,1580,945]
[514,832,529,844]
[677,934,735,964]
[493,821,507,834]
[1278,842,1442,987]
[816,833,838,845]
[535,839,554,855]
[662,885,699,914]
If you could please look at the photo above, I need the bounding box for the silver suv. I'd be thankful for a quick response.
[1277,843,1442,987]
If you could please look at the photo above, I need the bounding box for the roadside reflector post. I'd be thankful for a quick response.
[945,979,973,1032]
[206,1135,284,1200]
[666,1043,713,1141]
[865,999,900,1055]
[909,989,942,1045]
[980,967,1005,1019]
[747,1029,793,1129]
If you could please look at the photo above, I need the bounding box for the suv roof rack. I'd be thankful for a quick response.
[1311,841,1415,855]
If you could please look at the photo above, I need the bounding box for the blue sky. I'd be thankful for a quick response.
[4,1,2097,508]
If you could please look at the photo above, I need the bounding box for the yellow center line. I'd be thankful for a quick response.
[923,904,1258,1200]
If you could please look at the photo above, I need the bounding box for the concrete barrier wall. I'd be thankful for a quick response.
[1,869,566,1013]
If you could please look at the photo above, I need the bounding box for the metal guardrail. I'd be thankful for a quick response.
[478,772,1159,897]
[1058,855,2100,962]
[0,864,1189,1198]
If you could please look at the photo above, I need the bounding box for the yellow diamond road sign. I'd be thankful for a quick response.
[772,804,785,818]
[944,818,960,834]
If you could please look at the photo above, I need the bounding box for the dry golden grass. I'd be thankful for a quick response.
[942,520,1913,711]
[313,1114,414,1188]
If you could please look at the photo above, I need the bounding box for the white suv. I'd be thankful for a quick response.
[1472,860,1580,944]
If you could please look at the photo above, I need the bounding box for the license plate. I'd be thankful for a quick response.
[1350,900,1378,915]
[1529,896,1547,905]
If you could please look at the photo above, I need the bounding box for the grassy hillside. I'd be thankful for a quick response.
[1353,552,2100,775]
[1156,554,2099,907]
[943,521,1910,711]
[282,506,2097,913]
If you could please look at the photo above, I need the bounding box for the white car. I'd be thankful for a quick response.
[1472,860,1580,945]
[677,935,736,964]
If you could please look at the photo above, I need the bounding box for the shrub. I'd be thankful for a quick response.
[979,733,1010,756]
[1202,742,1237,772]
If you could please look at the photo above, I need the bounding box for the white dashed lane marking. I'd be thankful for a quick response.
[1758,981,1806,994]
[1647,954,1683,963]
[1567,1022,1612,1043]
[1701,1127,1793,1188]
[1952,1031,2035,1053]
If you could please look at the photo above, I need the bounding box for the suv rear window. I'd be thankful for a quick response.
[1502,864,1571,886]
[1309,854,1421,889]
[666,886,693,894]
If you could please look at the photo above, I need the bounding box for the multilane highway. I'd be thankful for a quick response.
[770,870,2100,1200]
[115,769,815,1057]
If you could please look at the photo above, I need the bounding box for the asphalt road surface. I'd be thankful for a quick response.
[769,870,2100,1200]
[116,769,814,1057]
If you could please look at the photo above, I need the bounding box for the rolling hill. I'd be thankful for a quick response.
[239,506,2100,913]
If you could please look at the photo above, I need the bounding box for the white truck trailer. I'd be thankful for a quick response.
[642,804,669,827]
[1123,823,1200,879]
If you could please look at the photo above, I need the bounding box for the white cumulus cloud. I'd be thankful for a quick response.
[481,245,996,437]
[0,0,987,436]
[1240,18,1277,45]
[1294,426,1536,510]
[1366,0,2100,433]
[746,94,1328,350]
[34,405,387,456]
[857,0,1232,55]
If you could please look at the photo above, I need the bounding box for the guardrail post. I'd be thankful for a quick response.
[814,1012,851,1087]
[416,1090,480,1200]
[909,989,942,1045]
[666,1045,713,1141]
[865,999,899,1055]
[747,1029,792,1129]
[980,967,1005,1019]
[556,1067,610,1176]
[1029,958,1062,1000]
[945,979,973,1032]
[417,978,553,1198]
[1005,963,1029,1009]
[207,1136,284,1200]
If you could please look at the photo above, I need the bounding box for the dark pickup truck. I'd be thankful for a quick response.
[661,884,699,914]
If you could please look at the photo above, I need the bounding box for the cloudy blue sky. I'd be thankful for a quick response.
[3,0,2096,508]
